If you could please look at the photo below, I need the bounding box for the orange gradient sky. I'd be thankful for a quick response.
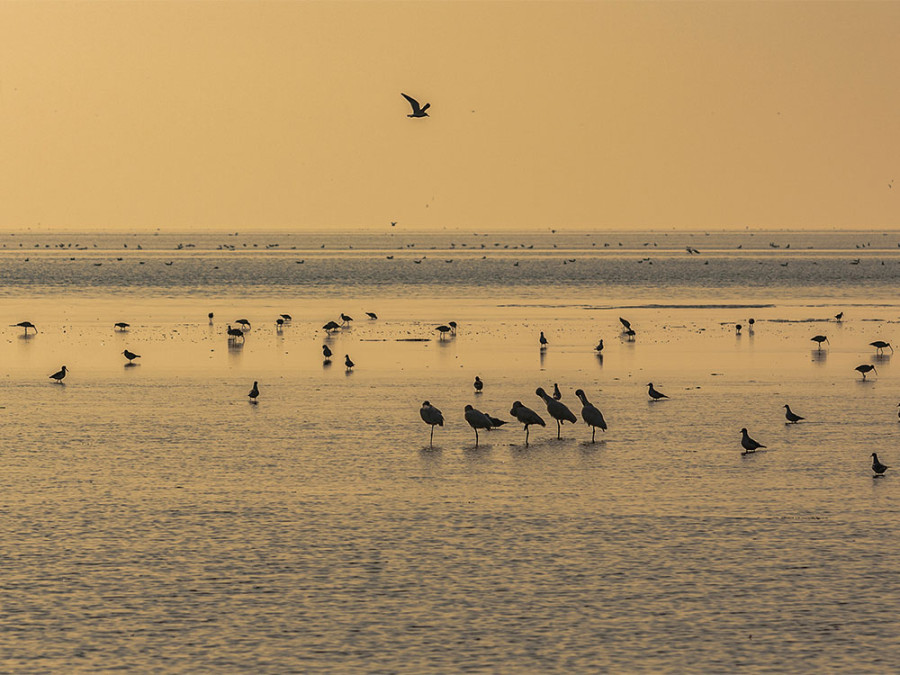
[1,1,900,232]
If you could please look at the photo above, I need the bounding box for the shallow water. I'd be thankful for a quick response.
[2,232,900,671]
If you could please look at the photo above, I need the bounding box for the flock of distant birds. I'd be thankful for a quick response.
[11,308,894,477]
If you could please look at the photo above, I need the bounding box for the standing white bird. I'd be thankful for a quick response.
[510,401,545,447]
[420,401,444,448]
[248,381,259,403]
[647,382,668,401]
[401,92,430,118]
[535,387,577,439]
[783,404,804,423]
[49,365,68,383]
[872,452,889,476]
[464,405,493,447]
[740,428,766,454]
[575,389,607,442]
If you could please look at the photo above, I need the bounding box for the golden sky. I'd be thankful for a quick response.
[1,1,899,232]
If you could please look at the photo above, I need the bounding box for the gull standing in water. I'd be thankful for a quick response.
[872,453,889,477]
[420,401,444,448]
[122,349,140,363]
[464,405,494,447]
[575,389,607,442]
[810,335,829,350]
[248,381,259,404]
[855,364,877,380]
[535,387,577,439]
[783,404,804,423]
[474,376,483,393]
[740,428,766,454]
[647,382,668,401]
[49,365,68,383]
[510,401,545,446]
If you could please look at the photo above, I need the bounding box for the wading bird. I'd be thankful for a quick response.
[420,401,444,448]
[870,340,893,355]
[575,389,607,442]
[647,382,668,401]
[783,404,804,423]
[872,452,889,477]
[49,365,68,383]
[345,355,355,371]
[535,387,577,439]
[740,428,766,454]
[227,325,245,341]
[474,376,483,393]
[322,344,332,361]
[366,312,378,320]
[540,332,548,348]
[619,317,632,330]
[114,322,130,331]
[122,349,140,363]
[323,321,341,332]
[594,339,604,353]
[248,381,259,403]
[856,364,877,380]
[340,313,353,325]
[280,314,292,322]
[811,335,829,350]
[235,319,251,330]
[13,321,36,335]
[464,405,493,447]
[510,401,545,447]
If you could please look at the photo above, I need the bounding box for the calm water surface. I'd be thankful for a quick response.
[2,232,900,672]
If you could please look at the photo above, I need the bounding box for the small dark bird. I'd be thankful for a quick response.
[13,321,36,334]
[870,340,893,354]
[647,382,668,400]
[575,389,607,443]
[49,365,68,383]
[748,318,755,327]
[474,376,483,393]
[783,404,804,423]
[535,387,577,439]
[235,319,251,330]
[835,312,844,321]
[436,325,453,338]
[323,321,341,332]
[487,415,507,428]
[366,312,378,320]
[340,313,353,325]
[553,383,562,400]
[280,314,292,321]
[735,324,742,334]
[248,381,259,403]
[401,92,430,118]
[322,344,333,360]
[420,401,444,448]
[740,428,766,454]
[624,328,636,341]
[122,349,140,363]
[810,335,829,350]
[276,318,284,329]
[855,364,877,380]
[510,401,545,447]
[114,322,130,331]
[208,312,214,324]
[872,452,889,476]
[227,324,245,341]
[464,405,493,447]
[594,339,604,353]
[619,317,632,330]
[540,331,548,347]
[344,354,355,371]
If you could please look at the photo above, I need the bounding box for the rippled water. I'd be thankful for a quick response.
[2,232,900,671]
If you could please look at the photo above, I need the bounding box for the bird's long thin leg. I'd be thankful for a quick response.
[557,420,561,439]
[525,426,529,447]
[430,425,434,448]
[592,427,596,443]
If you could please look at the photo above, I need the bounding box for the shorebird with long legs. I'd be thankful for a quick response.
[575,389,607,442]
[227,324,245,341]
[49,365,68,384]
[856,364,877,380]
[464,405,493,448]
[419,401,444,448]
[13,321,36,334]
[811,335,829,350]
[535,387,577,439]
[870,340,893,355]
[510,401,545,446]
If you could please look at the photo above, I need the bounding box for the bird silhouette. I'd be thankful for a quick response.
[420,401,444,448]
[740,428,766,454]
[810,335,829,350]
[248,381,259,403]
[855,364,877,380]
[540,332,548,347]
[835,312,844,321]
[870,340,893,355]
[575,389,607,442]
[345,355,355,371]
[13,321,36,334]
[366,312,378,320]
[401,92,430,118]
[594,339,604,353]
[464,405,493,447]
[280,314,292,321]
[322,344,333,361]
[872,452,889,476]
[227,325,245,341]
[122,349,140,363]
[647,383,668,401]
[49,365,68,383]
[341,313,354,325]
[235,319,251,330]
[114,322,130,331]
[783,404,804,423]
[535,387,577,439]
[552,383,562,400]
[619,317,632,330]
[474,376,483,393]
[510,401,545,446]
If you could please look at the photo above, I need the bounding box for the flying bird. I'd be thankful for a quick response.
[420,401,444,448]
[401,92,430,118]
[740,428,766,454]
[783,404,804,423]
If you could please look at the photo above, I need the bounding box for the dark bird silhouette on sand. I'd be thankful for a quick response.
[49,365,68,383]
[13,321,36,334]
[872,452,889,477]
[402,93,430,118]
[510,401,545,446]
[122,349,140,363]
[741,428,766,454]
[248,381,259,403]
